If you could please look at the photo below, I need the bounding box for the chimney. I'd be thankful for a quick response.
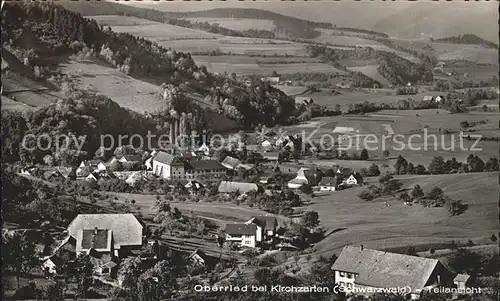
[360,244,364,251]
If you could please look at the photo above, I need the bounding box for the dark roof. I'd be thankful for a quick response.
[81,229,111,250]
[225,223,257,235]
[319,177,339,186]
[122,155,142,162]
[153,151,184,166]
[187,160,225,171]
[251,216,277,230]
[331,246,439,292]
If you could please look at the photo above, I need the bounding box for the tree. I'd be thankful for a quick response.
[118,257,144,291]
[394,155,408,174]
[414,164,427,175]
[360,149,369,160]
[447,248,482,275]
[110,160,124,172]
[368,163,381,176]
[490,234,498,242]
[358,190,376,201]
[426,186,443,200]
[404,245,418,257]
[460,121,470,129]
[399,191,411,203]
[67,254,93,300]
[484,157,499,171]
[2,231,38,288]
[301,211,320,229]
[136,260,177,301]
[36,281,65,301]
[382,150,390,158]
[467,154,485,172]
[445,199,468,216]
[411,184,424,199]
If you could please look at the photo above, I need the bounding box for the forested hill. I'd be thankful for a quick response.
[433,34,498,49]
[174,8,333,29]
[2,2,297,130]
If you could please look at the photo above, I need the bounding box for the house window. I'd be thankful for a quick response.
[339,271,345,277]
[339,281,345,287]
[347,283,353,289]
[346,273,352,279]
[102,267,109,274]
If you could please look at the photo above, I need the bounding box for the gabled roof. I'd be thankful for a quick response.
[77,229,112,253]
[121,155,142,162]
[225,223,257,236]
[332,246,439,292]
[423,96,434,101]
[454,274,470,283]
[248,215,277,230]
[152,151,184,166]
[68,214,143,249]
[319,177,340,186]
[221,156,241,169]
[218,181,261,194]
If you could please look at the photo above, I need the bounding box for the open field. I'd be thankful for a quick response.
[1,95,37,112]
[310,172,498,257]
[185,17,276,31]
[59,57,165,113]
[430,42,498,65]
[89,15,219,39]
[194,55,345,75]
[284,108,499,165]
[107,192,290,228]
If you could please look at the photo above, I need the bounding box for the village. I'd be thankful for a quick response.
[7,127,494,300]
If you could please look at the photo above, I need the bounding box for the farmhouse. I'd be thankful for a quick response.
[224,223,258,248]
[318,176,340,191]
[189,249,206,266]
[260,151,279,161]
[221,156,242,170]
[434,95,445,103]
[295,96,313,106]
[332,245,451,299]
[76,160,104,176]
[151,151,186,180]
[185,180,204,194]
[343,173,363,186]
[20,165,39,176]
[197,143,211,155]
[423,95,434,102]
[67,213,143,258]
[218,181,262,195]
[112,155,142,164]
[287,167,321,189]
[184,160,226,180]
[246,215,278,237]
[125,171,148,187]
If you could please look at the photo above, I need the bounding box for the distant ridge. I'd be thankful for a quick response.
[175,8,333,29]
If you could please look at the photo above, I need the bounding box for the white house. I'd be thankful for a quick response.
[224,224,258,248]
[344,173,363,186]
[331,245,450,299]
[261,140,273,150]
[151,151,186,180]
[197,143,210,155]
[287,167,316,189]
